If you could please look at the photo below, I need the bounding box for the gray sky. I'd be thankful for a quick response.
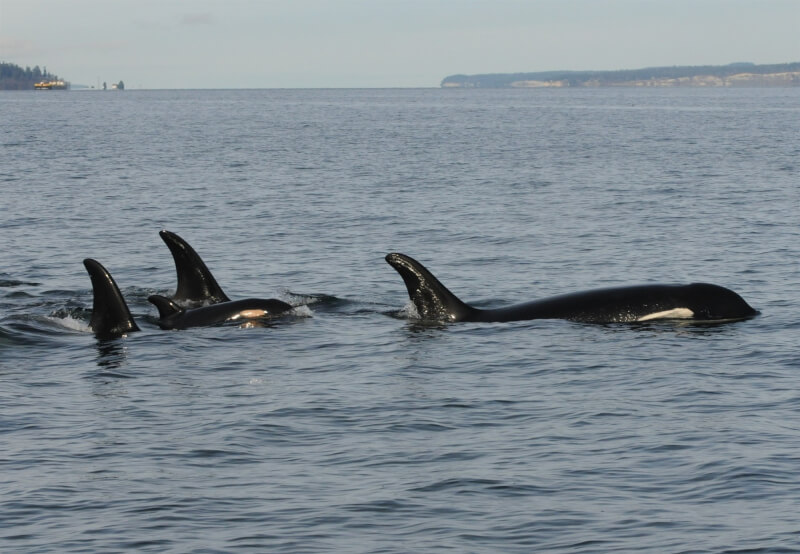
[1,0,798,89]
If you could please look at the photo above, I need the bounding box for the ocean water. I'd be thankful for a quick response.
[1,87,799,552]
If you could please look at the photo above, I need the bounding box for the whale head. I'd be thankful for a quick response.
[683,283,758,320]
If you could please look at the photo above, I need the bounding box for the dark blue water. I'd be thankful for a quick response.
[2,87,799,552]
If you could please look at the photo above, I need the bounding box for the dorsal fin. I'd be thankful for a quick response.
[159,230,230,305]
[385,253,476,322]
[147,294,185,320]
[83,259,140,339]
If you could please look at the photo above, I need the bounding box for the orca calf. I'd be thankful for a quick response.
[385,253,757,324]
[159,229,230,306]
[148,294,293,330]
[83,258,140,339]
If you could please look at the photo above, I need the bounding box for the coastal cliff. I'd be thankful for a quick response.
[441,62,800,88]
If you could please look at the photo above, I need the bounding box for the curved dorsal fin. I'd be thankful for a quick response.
[83,259,140,339]
[147,294,185,320]
[159,230,230,305]
[385,253,475,322]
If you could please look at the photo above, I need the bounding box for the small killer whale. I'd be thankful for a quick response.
[385,253,757,324]
[83,258,140,339]
[159,229,230,306]
[148,295,293,330]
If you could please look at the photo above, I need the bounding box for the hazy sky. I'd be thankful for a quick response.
[1,0,798,88]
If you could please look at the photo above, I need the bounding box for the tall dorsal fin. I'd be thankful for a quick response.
[159,230,230,305]
[83,259,140,339]
[147,294,185,320]
[385,253,476,322]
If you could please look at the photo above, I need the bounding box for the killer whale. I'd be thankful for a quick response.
[82,230,295,337]
[154,230,295,328]
[159,229,230,306]
[83,258,140,339]
[385,253,757,324]
[148,294,293,330]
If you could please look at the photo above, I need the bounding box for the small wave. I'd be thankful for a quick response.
[0,313,85,347]
[400,301,420,319]
[382,301,422,320]
[0,324,22,347]
[47,306,93,332]
[385,302,453,331]
[411,477,503,493]
[47,313,91,334]
[290,305,314,318]
[342,498,421,514]
[409,477,556,498]
[4,290,35,299]
[280,290,346,307]
[0,278,40,288]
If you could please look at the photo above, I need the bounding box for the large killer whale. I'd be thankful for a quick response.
[385,253,757,324]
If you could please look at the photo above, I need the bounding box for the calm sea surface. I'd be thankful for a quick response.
[1,87,799,552]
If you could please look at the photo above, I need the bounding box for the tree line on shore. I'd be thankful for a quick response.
[0,62,63,90]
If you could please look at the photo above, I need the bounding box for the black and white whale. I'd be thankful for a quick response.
[83,230,295,337]
[148,294,293,330]
[152,230,295,328]
[84,258,290,337]
[385,253,757,324]
[83,258,140,339]
[159,229,231,306]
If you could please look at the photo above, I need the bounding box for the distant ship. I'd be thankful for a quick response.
[34,80,68,90]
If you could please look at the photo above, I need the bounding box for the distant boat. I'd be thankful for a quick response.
[34,80,68,90]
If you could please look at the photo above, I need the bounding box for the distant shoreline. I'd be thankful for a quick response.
[441,62,800,88]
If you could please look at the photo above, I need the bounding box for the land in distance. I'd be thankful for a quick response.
[441,62,800,88]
